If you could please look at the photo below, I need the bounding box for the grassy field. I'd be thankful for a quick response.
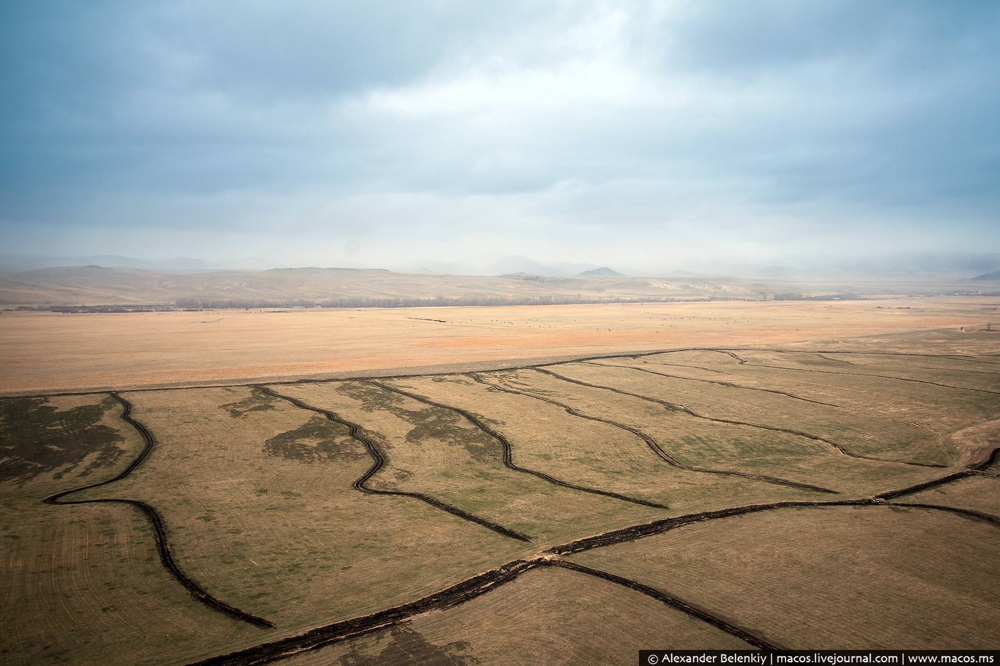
[282,566,750,665]
[570,505,1000,649]
[2,303,999,664]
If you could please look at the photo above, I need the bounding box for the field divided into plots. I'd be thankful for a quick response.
[2,334,1000,664]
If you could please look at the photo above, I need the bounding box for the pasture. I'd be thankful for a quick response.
[1,304,999,664]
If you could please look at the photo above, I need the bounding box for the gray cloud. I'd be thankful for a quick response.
[2,1,998,273]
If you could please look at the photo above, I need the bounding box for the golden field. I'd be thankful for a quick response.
[1,296,999,664]
[1,296,997,394]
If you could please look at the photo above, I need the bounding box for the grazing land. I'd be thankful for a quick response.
[2,297,999,664]
[0,296,995,394]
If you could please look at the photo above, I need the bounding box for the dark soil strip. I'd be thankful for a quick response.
[737,362,1000,396]
[186,495,998,665]
[548,500,868,555]
[257,386,531,542]
[816,353,856,365]
[631,358,942,436]
[889,502,1000,527]
[550,560,782,651]
[188,559,544,666]
[549,494,1000,557]
[471,374,837,495]
[642,358,728,374]
[587,360,842,407]
[367,380,670,510]
[533,367,945,469]
[43,393,274,629]
[875,447,1000,500]
[718,350,748,364]
[875,471,978,500]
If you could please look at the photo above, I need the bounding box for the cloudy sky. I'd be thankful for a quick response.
[2,1,999,274]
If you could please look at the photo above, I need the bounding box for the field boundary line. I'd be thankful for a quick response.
[257,386,532,542]
[587,360,842,407]
[186,496,998,665]
[550,560,783,651]
[368,380,671,509]
[43,392,275,629]
[187,559,543,666]
[532,366,947,469]
[471,373,838,495]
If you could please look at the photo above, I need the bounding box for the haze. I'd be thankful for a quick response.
[2,1,999,275]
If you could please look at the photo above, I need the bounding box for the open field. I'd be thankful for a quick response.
[570,506,1000,649]
[2,298,1000,664]
[1,296,998,394]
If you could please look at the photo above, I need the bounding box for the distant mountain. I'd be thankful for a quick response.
[578,267,624,277]
[0,265,761,307]
[489,256,600,277]
[971,271,1000,281]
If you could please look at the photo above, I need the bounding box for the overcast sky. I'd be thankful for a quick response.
[2,1,999,274]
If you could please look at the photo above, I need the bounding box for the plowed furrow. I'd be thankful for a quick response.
[188,559,543,666]
[586,360,841,407]
[258,386,531,542]
[368,380,670,510]
[550,560,782,651]
[472,374,837,495]
[742,363,1000,396]
[43,393,274,629]
[532,368,944,469]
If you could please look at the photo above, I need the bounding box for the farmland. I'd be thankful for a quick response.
[2,300,999,664]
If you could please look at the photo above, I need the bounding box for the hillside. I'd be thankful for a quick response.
[578,267,625,277]
[0,266,760,308]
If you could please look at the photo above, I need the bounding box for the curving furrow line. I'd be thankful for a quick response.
[586,360,842,407]
[549,560,783,651]
[875,446,1000,501]
[189,559,543,666]
[548,495,1000,557]
[187,493,999,664]
[43,392,274,629]
[720,357,1000,396]
[367,380,670,510]
[257,386,531,542]
[471,374,837,495]
[628,358,942,436]
[533,367,947,469]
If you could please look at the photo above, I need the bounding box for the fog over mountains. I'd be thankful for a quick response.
[2,252,999,281]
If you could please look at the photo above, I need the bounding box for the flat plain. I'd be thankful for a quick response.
[2,297,999,664]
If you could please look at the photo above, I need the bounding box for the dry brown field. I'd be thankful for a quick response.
[0,296,996,395]
[570,505,1000,649]
[2,297,999,664]
[282,566,750,666]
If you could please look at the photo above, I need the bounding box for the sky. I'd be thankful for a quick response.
[2,1,999,275]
